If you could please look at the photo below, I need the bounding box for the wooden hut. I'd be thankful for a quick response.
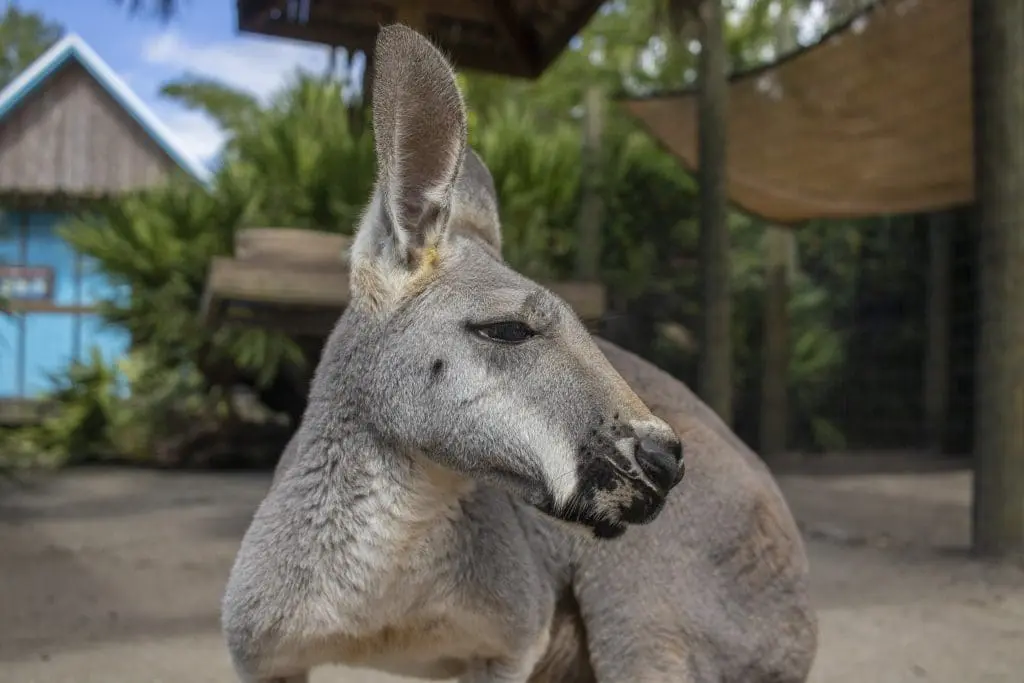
[0,34,210,422]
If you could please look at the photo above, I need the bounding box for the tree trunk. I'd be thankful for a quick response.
[575,86,605,282]
[697,0,732,425]
[760,224,793,460]
[971,0,1024,556]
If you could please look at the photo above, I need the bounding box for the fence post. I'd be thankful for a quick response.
[970,0,1024,556]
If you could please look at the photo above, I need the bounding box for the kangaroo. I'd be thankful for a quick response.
[222,24,817,683]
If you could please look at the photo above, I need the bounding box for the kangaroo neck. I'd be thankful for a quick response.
[294,399,473,519]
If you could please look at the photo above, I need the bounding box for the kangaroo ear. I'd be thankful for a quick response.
[371,24,467,267]
[451,147,503,254]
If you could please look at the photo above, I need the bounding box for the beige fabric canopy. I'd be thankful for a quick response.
[621,0,972,224]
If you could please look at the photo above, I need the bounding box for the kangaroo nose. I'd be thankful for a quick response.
[635,437,684,492]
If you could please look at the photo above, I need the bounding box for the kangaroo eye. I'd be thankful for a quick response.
[472,321,537,344]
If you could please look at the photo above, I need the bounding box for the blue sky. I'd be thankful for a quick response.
[19,0,352,166]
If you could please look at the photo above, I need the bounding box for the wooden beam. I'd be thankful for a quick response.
[395,2,427,31]
[235,228,350,267]
[0,398,50,427]
[696,0,733,425]
[238,0,601,79]
[970,0,1024,557]
[5,302,97,315]
[205,257,350,310]
[490,0,543,76]
[538,0,606,75]
[923,211,953,453]
[546,280,607,321]
[236,0,287,33]
[241,18,537,78]
[238,18,378,54]
[202,257,607,335]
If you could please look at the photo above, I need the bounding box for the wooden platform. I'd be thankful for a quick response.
[0,398,49,426]
[201,228,607,337]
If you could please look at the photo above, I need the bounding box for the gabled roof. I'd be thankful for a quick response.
[0,33,212,185]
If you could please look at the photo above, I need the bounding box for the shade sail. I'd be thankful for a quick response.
[621,0,972,224]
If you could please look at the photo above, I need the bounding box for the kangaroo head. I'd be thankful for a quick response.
[340,24,684,539]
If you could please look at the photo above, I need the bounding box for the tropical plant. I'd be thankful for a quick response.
[0,348,122,468]
[61,169,306,393]
[0,5,63,89]
[61,75,378,410]
[0,344,289,470]
[470,100,583,279]
[17,0,914,467]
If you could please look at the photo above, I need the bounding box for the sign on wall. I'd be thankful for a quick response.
[0,265,55,301]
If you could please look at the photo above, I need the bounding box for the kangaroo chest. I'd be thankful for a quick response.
[290,480,523,676]
[323,607,504,679]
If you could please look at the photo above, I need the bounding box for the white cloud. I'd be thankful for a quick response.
[141,31,333,103]
[138,31,355,161]
[154,106,227,166]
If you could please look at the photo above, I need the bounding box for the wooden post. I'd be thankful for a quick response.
[760,224,794,460]
[970,0,1024,556]
[923,211,953,453]
[575,86,605,282]
[697,0,732,425]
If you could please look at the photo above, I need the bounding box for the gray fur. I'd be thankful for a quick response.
[222,23,816,683]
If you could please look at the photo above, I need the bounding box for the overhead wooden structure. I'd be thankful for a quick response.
[235,0,605,78]
[621,0,971,224]
[202,228,607,337]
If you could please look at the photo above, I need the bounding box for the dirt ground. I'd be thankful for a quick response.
[1,466,1022,683]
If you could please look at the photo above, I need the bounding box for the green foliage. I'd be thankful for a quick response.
[471,101,582,279]
[0,5,62,89]
[60,75,377,405]
[0,349,124,468]
[224,76,376,232]
[0,347,287,470]
[62,171,303,391]
[9,0,916,467]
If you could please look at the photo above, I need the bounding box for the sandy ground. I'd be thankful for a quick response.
[1,467,1022,683]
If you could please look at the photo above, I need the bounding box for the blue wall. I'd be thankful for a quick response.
[0,211,130,398]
